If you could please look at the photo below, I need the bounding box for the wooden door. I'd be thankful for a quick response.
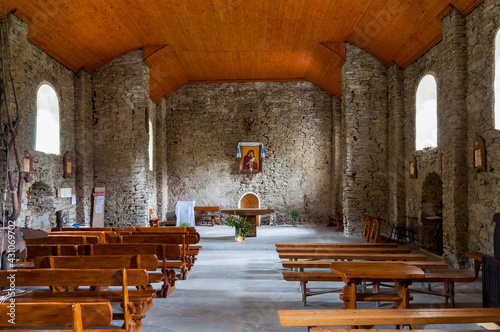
[240,194,260,226]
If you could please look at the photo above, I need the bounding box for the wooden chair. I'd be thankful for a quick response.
[149,209,161,227]
[327,206,343,232]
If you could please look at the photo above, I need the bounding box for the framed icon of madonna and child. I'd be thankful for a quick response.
[237,142,265,174]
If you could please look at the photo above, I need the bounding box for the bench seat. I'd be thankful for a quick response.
[279,308,500,328]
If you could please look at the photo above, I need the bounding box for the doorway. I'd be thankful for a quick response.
[239,192,260,226]
[420,172,444,255]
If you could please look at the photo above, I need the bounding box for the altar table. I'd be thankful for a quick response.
[330,261,425,309]
[220,208,275,237]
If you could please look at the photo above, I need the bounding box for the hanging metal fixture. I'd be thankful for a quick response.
[0,0,23,227]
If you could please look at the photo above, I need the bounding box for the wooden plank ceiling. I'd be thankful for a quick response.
[3,0,484,102]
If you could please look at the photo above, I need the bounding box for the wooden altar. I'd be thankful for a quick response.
[221,208,275,237]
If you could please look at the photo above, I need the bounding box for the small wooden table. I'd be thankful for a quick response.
[330,261,425,309]
[220,208,275,237]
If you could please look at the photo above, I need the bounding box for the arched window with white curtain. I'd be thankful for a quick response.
[415,74,438,151]
[35,84,60,154]
[494,29,500,129]
[149,120,154,171]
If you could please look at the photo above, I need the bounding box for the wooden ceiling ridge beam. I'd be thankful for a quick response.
[143,44,169,67]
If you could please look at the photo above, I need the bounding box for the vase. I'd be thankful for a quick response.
[235,227,245,241]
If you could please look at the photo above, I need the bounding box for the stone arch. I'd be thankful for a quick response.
[420,172,443,255]
[26,181,55,231]
[238,192,260,226]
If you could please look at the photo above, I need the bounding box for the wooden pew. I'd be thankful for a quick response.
[77,243,182,296]
[194,206,220,226]
[52,226,122,234]
[282,260,448,271]
[49,231,114,243]
[111,234,201,274]
[26,244,79,260]
[34,254,164,299]
[0,269,151,331]
[277,247,412,254]
[278,252,428,261]
[278,308,500,330]
[25,235,99,245]
[276,242,399,248]
[0,302,122,332]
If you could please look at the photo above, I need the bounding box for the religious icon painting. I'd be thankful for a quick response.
[237,142,265,174]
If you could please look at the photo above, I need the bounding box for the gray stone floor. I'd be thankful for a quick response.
[139,225,484,332]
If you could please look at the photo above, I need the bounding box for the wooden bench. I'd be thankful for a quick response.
[279,252,428,261]
[0,302,123,332]
[77,243,183,296]
[25,235,99,245]
[278,308,500,330]
[49,231,115,243]
[283,270,474,307]
[276,242,399,248]
[34,254,164,299]
[0,269,151,331]
[194,206,220,226]
[282,260,448,271]
[52,226,122,234]
[277,247,412,254]
[465,251,483,278]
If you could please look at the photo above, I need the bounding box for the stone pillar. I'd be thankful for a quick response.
[156,98,168,219]
[92,49,150,227]
[74,69,94,225]
[341,43,389,235]
[387,65,406,224]
[332,97,343,208]
[440,9,469,267]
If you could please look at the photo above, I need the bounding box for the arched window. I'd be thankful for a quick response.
[495,30,500,129]
[148,120,154,171]
[415,75,438,151]
[35,84,60,154]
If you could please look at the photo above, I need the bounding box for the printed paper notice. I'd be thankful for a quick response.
[61,188,72,198]
[71,195,76,205]
[96,196,104,205]
[95,204,103,214]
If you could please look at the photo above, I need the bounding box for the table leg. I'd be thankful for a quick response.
[246,215,257,237]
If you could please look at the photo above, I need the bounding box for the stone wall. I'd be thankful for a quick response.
[341,44,389,235]
[74,69,94,226]
[92,49,152,227]
[466,0,500,255]
[156,98,169,219]
[164,82,332,224]
[3,14,77,230]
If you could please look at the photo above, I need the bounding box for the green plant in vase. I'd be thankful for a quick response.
[178,222,190,227]
[225,214,252,241]
[291,209,300,227]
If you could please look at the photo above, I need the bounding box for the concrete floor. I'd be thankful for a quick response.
[139,225,484,332]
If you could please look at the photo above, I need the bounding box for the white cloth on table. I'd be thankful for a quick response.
[175,201,195,227]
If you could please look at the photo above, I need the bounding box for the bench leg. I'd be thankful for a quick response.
[474,259,481,278]
[444,280,455,307]
[373,282,381,307]
[301,281,307,306]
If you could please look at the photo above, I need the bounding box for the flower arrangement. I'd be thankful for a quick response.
[225,214,252,239]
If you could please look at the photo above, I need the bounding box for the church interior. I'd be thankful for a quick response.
[1,0,500,330]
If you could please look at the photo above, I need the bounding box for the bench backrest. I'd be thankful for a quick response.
[126,226,197,234]
[34,254,159,271]
[49,231,111,243]
[0,268,148,287]
[25,236,99,245]
[130,231,200,242]
[26,244,79,260]
[118,234,199,245]
[194,206,220,212]
[77,243,181,260]
[0,302,113,330]
[52,227,122,234]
